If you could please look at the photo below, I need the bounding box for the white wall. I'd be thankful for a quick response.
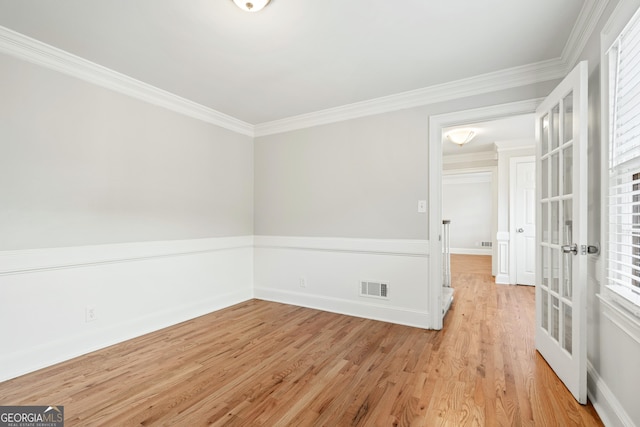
[0,52,255,381]
[442,173,493,254]
[0,54,254,251]
[253,109,429,240]
[254,82,558,241]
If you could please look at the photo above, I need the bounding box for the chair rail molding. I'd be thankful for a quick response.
[0,236,254,382]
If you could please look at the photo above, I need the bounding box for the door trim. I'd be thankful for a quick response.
[509,155,536,285]
[428,98,542,329]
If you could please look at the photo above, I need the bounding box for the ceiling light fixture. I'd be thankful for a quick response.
[233,0,271,12]
[446,129,476,147]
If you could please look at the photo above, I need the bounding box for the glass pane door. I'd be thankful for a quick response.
[539,93,574,355]
[535,61,588,404]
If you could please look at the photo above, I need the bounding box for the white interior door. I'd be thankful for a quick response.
[535,61,588,404]
[515,159,536,285]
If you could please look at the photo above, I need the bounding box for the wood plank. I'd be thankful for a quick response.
[0,255,603,425]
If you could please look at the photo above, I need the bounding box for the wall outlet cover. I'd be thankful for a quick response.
[86,305,97,322]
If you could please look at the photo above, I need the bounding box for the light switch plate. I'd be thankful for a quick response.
[417,200,427,213]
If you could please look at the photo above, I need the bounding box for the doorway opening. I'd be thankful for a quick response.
[441,115,536,288]
[428,100,540,330]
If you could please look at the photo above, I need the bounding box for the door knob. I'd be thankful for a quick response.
[516,228,524,233]
[561,244,578,255]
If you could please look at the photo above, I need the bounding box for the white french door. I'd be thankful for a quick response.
[535,61,588,404]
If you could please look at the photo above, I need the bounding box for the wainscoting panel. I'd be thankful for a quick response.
[588,296,640,426]
[0,237,254,382]
[496,232,510,284]
[253,236,431,329]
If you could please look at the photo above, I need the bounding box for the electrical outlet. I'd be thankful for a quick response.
[86,305,97,322]
[299,277,307,288]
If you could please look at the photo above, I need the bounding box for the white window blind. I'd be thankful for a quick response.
[608,7,640,310]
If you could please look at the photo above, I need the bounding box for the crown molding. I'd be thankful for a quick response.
[494,140,536,153]
[443,151,497,165]
[561,0,612,72]
[254,58,565,137]
[496,146,536,154]
[254,0,609,137]
[0,0,609,139]
[0,26,254,137]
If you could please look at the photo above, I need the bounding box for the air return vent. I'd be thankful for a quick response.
[481,241,492,247]
[360,281,389,299]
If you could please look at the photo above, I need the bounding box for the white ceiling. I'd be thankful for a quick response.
[0,0,585,125]
[442,114,536,155]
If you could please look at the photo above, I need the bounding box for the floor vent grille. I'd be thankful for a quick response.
[481,241,493,247]
[360,281,389,299]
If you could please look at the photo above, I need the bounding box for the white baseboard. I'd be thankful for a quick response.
[254,287,431,329]
[588,362,636,427]
[450,247,492,255]
[0,237,254,382]
[495,274,511,285]
[253,236,431,328]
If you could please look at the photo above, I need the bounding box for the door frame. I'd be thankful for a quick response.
[428,98,542,329]
[509,155,536,285]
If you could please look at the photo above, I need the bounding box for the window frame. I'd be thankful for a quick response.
[602,1,640,319]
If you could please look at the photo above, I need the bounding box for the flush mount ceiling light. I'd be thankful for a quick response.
[446,129,476,147]
[233,0,271,12]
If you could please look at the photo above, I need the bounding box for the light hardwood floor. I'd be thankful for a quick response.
[0,255,602,426]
